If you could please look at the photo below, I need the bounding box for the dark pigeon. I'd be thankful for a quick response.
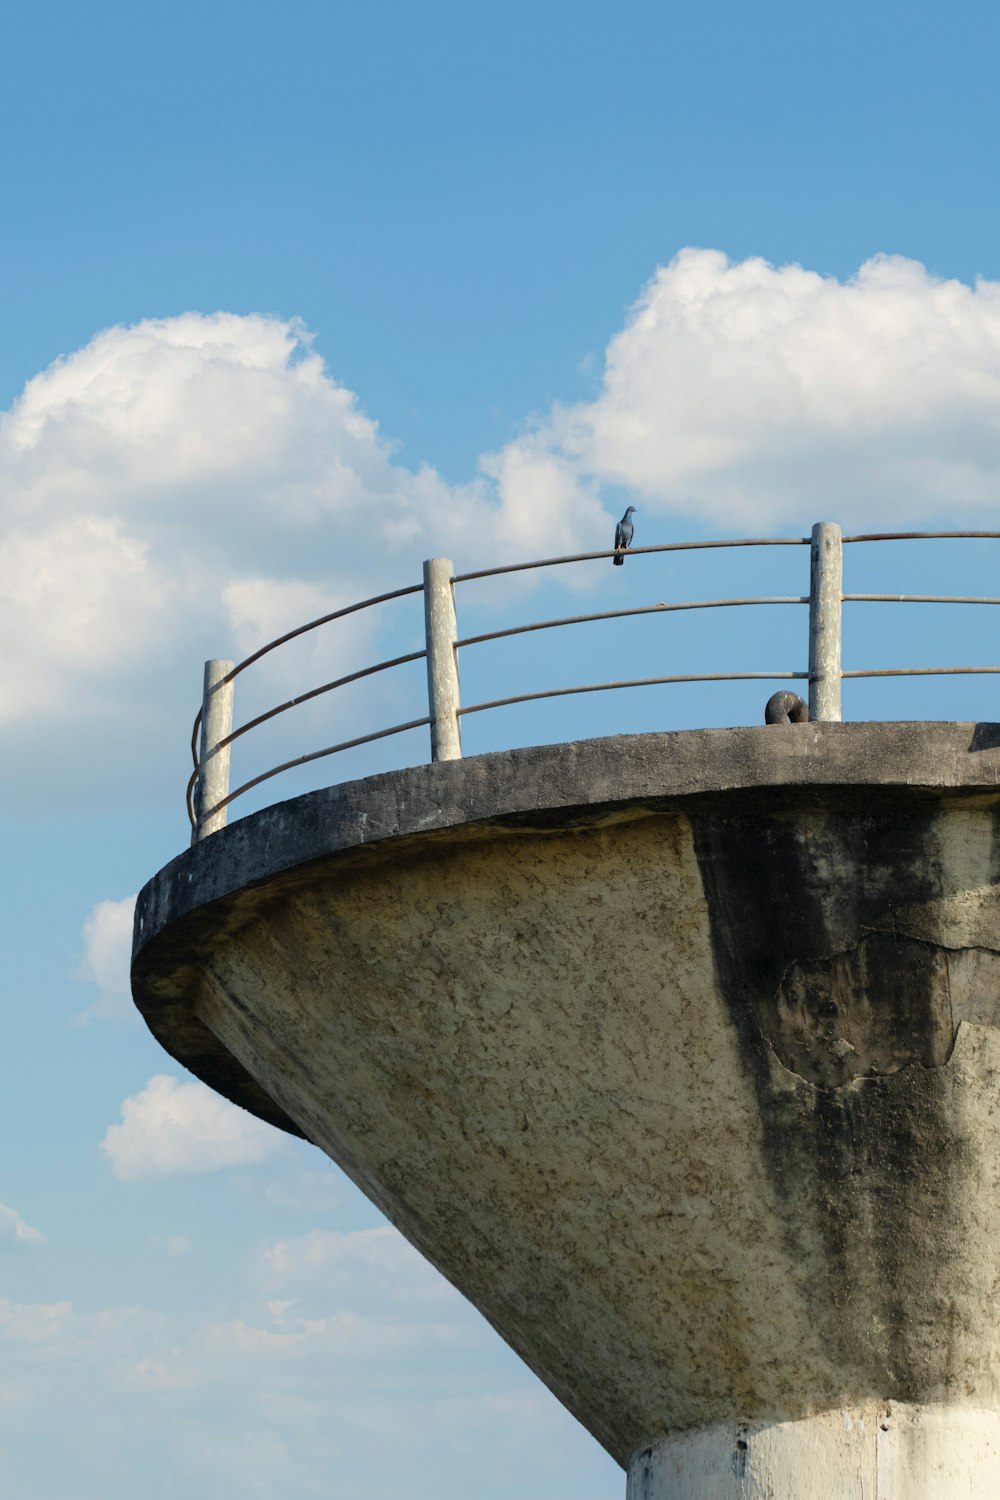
[613,505,636,565]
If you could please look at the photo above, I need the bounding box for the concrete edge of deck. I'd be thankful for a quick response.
[130,720,1000,1135]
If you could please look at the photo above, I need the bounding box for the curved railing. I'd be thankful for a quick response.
[185,581,426,829]
[188,524,1000,841]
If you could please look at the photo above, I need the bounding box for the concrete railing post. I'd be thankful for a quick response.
[808,521,843,722]
[423,558,462,762]
[193,659,235,843]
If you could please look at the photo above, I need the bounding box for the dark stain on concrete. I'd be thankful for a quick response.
[774,933,954,1088]
[690,790,975,1399]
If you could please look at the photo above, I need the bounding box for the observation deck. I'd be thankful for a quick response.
[133,523,1000,1498]
[179,521,1000,842]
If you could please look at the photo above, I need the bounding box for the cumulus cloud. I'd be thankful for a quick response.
[0,1204,44,1252]
[75,895,136,1022]
[535,248,1000,527]
[0,309,617,813]
[0,313,561,772]
[101,1075,284,1180]
[6,260,1000,810]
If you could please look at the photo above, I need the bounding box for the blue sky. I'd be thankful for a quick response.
[4,2,1000,1496]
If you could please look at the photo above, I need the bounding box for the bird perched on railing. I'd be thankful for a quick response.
[613,506,636,565]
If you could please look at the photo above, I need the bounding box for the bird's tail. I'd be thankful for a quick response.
[613,552,624,566]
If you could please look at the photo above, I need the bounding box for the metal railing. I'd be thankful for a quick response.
[187,522,1000,841]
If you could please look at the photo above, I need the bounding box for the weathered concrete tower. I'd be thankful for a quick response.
[133,720,1000,1498]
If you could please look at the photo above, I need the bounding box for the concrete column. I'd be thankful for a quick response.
[193,659,235,843]
[808,520,843,721]
[626,1405,1000,1499]
[423,557,462,762]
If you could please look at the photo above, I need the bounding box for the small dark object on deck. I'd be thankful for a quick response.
[765,690,809,724]
[613,506,636,565]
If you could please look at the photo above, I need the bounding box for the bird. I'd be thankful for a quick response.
[613,506,636,565]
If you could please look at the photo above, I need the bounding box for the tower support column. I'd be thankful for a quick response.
[626,1404,1000,1499]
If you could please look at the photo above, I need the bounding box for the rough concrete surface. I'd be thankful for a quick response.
[132,723,1000,1477]
[626,1403,1000,1498]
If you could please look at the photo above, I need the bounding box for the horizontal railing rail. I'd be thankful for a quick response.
[842,531,1000,543]
[844,594,1000,604]
[457,672,809,722]
[843,666,1000,679]
[189,581,425,765]
[188,581,425,836]
[184,647,426,829]
[452,535,810,583]
[454,597,808,650]
[186,524,1000,841]
[200,715,434,822]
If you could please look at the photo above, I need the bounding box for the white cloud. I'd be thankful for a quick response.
[0,1206,43,1252]
[0,517,166,727]
[534,248,1000,527]
[336,1384,559,1444]
[101,1074,285,1180]
[0,1299,70,1342]
[222,576,354,662]
[255,1226,456,1303]
[149,1234,192,1257]
[204,1307,467,1363]
[125,1353,198,1391]
[0,1377,41,1410]
[0,1286,608,1495]
[0,1297,168,1392]
[0,312,549,802]
[261,1160,341,1212]
[6,262,1000,810]
[75,894,136,1022]
[478,440,604,560]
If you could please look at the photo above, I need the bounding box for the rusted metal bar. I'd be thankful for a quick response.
[188,710,202,828]
[185,767,198,830]
[455,597,807,650]
[765,691,809,725]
